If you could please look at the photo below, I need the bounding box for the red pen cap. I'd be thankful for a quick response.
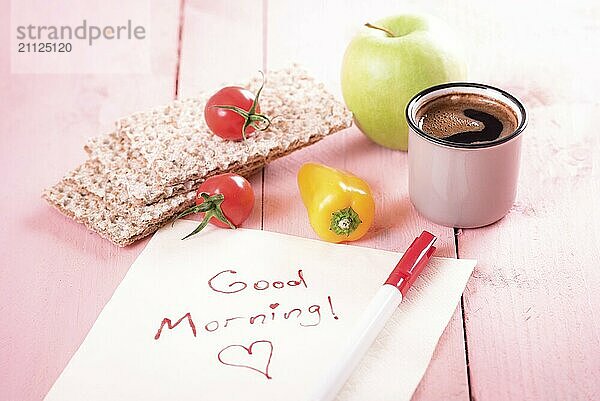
[385,231,437,296]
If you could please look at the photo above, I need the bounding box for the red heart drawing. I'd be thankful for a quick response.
[269,303,279,309]
[217,340,274,379]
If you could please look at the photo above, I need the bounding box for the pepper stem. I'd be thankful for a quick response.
[364,22,396,37]
[174,192,236,240]
[329,207,362,236]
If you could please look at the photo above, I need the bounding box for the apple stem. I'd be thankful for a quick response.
[364,22,395,37]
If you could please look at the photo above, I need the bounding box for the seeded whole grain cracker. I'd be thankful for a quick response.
[43,179,196,247]
[73,142,199,206]
[52,129,327,246]
[43,65,353,246]
[84,66,351,205]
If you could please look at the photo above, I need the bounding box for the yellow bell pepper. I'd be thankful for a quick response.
[297,162,375,243]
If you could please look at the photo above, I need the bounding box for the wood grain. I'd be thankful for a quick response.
[264,2,468,400]
[461,102,600,400]
[2,0,599,400]
[176,0,265,229]
[450,1,600,400]
[0,1,181,400]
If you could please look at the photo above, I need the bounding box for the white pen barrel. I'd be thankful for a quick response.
[311,284,403,401]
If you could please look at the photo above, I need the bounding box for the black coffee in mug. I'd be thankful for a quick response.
[415,93,518,144]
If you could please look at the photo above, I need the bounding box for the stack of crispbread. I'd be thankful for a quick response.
[43,67,352,246]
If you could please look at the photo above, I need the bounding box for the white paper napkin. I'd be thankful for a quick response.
[44,222,476,401]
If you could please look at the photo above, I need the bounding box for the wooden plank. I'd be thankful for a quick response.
[460,102,600,400]
[453,0,600,399]
[264,2,468,400]
[177,0,265,95]
[0,1,181,400]
[176,0,265,229]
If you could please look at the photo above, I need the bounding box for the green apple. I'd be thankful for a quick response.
[341,14,466,150]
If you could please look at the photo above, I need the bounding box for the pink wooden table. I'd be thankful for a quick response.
[1,1,599,400]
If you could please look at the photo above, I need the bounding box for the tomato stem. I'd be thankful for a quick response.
[174,192,236,240]
[212,71,272,141]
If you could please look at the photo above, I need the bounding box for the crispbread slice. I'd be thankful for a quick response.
[43,179,196,247]
[83,66,352,205]
[65,154,200,206]
[64,153,265,214]
[43,66,353,246]
[45,124,330,246]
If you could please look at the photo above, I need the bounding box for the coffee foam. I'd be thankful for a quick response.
[416,93,518,142]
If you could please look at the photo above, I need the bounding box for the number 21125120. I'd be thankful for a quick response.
[18,42,72,53]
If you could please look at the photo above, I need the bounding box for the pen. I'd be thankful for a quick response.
[310,231,437,401]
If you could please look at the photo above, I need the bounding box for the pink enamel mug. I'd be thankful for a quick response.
[405,82,528,228]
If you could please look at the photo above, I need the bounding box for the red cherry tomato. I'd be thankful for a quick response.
[205,87,260,141]
[175,173,255,240]
[196,173,255,228]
